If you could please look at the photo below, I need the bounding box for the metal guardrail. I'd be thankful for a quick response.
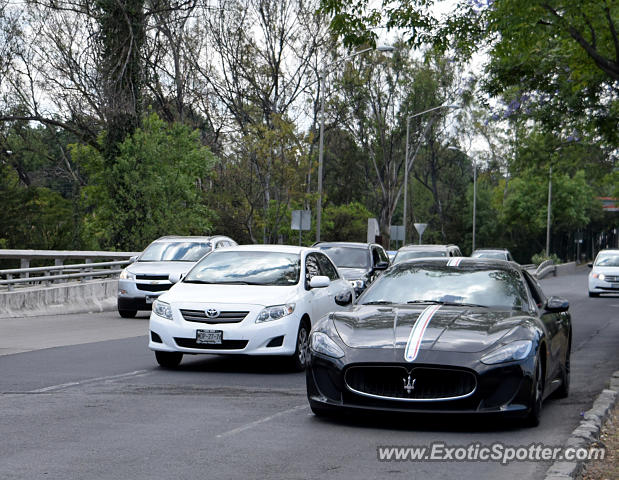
[0,249,139,291]
[534,259,556,279]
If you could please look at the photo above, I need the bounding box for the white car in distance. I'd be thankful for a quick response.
[149,245,354,370]
[588,249,619,297]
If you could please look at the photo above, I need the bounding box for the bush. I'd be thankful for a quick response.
[531,251,561,266]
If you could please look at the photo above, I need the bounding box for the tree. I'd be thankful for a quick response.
[73,113,215,249]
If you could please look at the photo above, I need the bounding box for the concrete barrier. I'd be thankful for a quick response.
[0,280,118,319]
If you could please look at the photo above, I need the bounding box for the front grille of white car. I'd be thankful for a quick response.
[603,275,619,282]
[180,309,249,324]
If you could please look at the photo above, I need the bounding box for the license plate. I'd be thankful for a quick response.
[196,329,223,344]
[145,295,156,304]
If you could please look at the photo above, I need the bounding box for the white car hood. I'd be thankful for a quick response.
[126,261,196,276]
[160,283,299,307]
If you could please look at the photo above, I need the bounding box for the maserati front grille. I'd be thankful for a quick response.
[344,365,477,402]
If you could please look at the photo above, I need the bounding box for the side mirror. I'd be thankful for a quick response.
[335,291,353,306]
[169,273,184,284]
[309,276,330,288]
[545,296,569,313]
[373,261,389,271]
[129,255,138,263]
[587,262,593,268]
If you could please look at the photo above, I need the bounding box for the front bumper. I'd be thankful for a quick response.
[588,276,619,293]
[118,279,172,311]
[306,348,536,417]
[149,309,302,356]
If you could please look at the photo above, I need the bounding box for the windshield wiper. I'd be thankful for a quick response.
[406,300,487,308]
[361,300,394,305]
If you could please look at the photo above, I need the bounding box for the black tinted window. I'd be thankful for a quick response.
[316,253,339,280]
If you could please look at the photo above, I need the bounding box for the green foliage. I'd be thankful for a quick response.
[322,202,373,242]
[531,251,561,266]
[0,163,75,249]
[73,113,215,250]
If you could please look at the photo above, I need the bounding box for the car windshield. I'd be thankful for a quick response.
[317,246,369,268]
[358,264,529,310]
[595,253,619,267]
[184,251,301,286]
[140,241,212,262]
[472,251,507,260]
[394,250,446,264]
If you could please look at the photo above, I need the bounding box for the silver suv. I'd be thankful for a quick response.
[117,235,237,317]
[393,244,462,264]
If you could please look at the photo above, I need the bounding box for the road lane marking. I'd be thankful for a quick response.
[216,404,308,439]
[28,370,150,393]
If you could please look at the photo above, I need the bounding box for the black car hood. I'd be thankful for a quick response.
[332,305,530,353]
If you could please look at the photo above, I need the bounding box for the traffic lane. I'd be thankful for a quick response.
[539,268,619,408]
[0,373,563,480]
[0,335,307,393]
[0,310,149,356]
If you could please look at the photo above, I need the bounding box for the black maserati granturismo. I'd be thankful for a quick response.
[306,258,571,426]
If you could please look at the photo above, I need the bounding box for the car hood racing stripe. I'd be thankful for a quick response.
[446,257,464,267]
[404,304,442,362]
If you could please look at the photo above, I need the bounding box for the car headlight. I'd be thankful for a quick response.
[309,332,345,359]
[152,300,173,321]
[255,304,295,323]
[119,268,135,280]
[481,340,533,365]
[349,279,365,290]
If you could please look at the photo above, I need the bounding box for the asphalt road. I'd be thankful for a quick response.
[1,268,617,480]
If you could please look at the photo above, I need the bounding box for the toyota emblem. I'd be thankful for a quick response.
[205,308,220,318]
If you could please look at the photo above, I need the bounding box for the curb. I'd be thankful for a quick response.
[544,370,619,480]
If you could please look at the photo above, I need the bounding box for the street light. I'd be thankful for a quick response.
[402,104,459,244]
[315,44,395,242]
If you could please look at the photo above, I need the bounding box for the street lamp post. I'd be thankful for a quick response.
[315,45,395,242]
[472,158,477,252]
[546,166,552,256]
[402,104,459,244]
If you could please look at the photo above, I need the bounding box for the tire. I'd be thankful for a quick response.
[554,345,570,399]
[155,351,183,369]
[526,357,544,427]
[588,291,599,298]
[118,309,137,318]
[290,319,310,372]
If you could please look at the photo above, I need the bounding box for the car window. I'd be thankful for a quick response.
[371,247,382,266]
[140,241,212,262]
[523,271,546,309]
[316,253,339,280]
[184,251,300,286]
[455,248,462,256]
[594,252,619,266]
[317,246,369,268]
[376,246,389,264]
[305,253,321,281]
[359,264,530,310]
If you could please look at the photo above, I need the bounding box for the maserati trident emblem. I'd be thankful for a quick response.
[205,308,220,318]
[403,374,416,394]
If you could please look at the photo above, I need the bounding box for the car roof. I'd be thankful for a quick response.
[397,244,458,252]
[313,242,376,250]
[472,248,510,252]
[216,244,317,255]
[392,257,521,271]
[597,249,619,254]
[152,235,218,243]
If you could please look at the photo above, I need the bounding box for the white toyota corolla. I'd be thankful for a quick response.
[149,245,354,370]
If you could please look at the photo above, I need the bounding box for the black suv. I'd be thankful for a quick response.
[313,242,390,295]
